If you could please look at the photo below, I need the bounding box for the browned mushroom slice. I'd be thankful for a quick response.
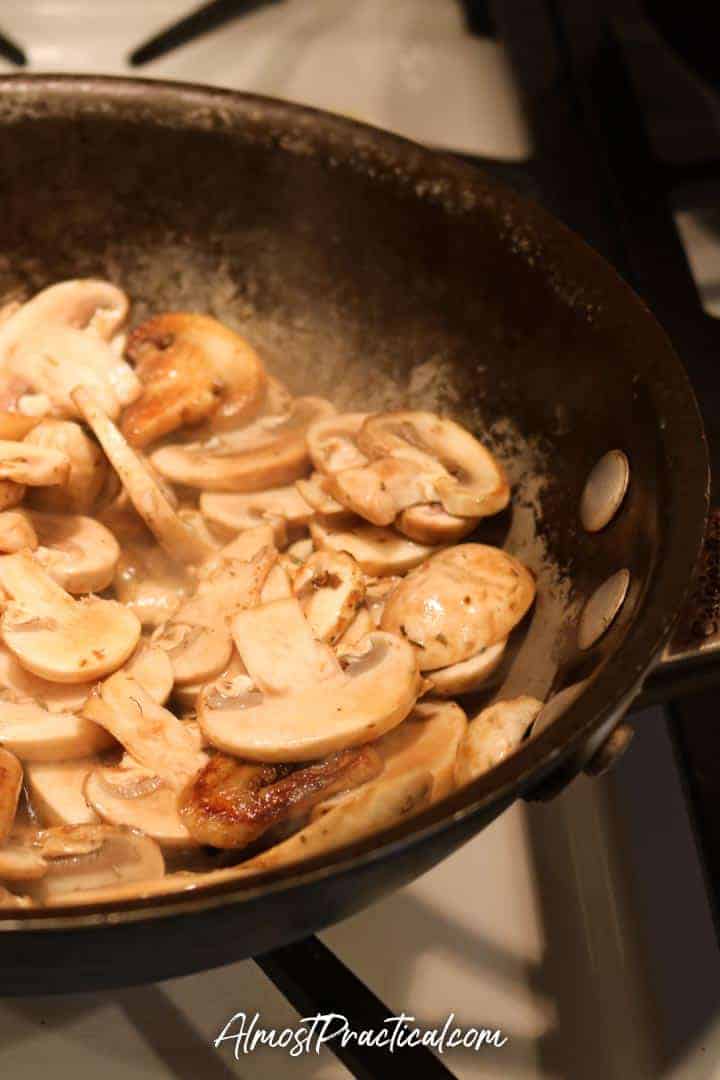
[381,544,535,670]
[150,397,335,492]
[200,629,421,762]
[306,412,369,474]
[426,640,507,697]
[200,484,313,534]
[234,770,433,878]
[454,696,543,786]
[358,411,510,519]
[0,885,32,908]
[178,746,382,849]
[30,825,164,901]
[121,313,267,447]
[396,503,477,545]
[0,747,23,842]
[83,674,207,788]
[293,551,365,644]
[310,518,442,577]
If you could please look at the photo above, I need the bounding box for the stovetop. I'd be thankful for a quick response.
[3,2,720,1077]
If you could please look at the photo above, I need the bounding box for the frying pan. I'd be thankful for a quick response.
[0,75,711,992]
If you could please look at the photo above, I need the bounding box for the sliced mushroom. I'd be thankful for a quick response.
[0,747,23,841]
[295,472,353,520]
[0,553,141,683]
[396,503,477,545]
[197,523,282,581]
[28,511,120,594]
[25,760,100,826]
[454,696,543,787]
[200,484,313,534]
[72,387,213,564]
[285,536,314,565]
[381,544,535,670]
[121,313,267,447]
[260,562,293,603]
[150,397,335,492]
[83,674,207,788]
[0,510,38,553]
[0,642,94,713]
[0,844,47,882]
[124,642,174,705]
[0,696,114,761]
[84,758,195,850]
[327,454,442,527]
[335,605,374,651]
[30,825,164,901]
[364,575,401,626]
[178,746,382,850]
[24,420,109,514]
[233,770,433,877]
[0,440,70,486]
[231,596,340,695]
[307,412,369,474]
[314,700,467,815]
[171,649,246,714]
[0,412,40,441]
[153,547,275,686]
[292,551,365,644]
[427,640,507,697]
[358,411,510,519]
[0,280,128,348]
[200,629,421,762]
[309,518,442,577]
[0,885,32,907]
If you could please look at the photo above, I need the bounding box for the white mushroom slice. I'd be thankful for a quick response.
[6,325,127,419]
[454,696,543,786]
[307,412,369,474]
[25,760,99,827]
[261,563,293,603]
[327,455,443,527]
[0,480,25,512]
[124,642,174,705]
[200,485,313,535]
[0,697,114,761]
[84,674,207,789]
[381,544,535,670]
[310,518,442,577]
[84,759,195,850]
[234,770,433,877]
[30,825,164,901]
[154,548,275,686]
[396,503,477,545]
[72,387,213,564]
[172,650,246,714]
[150,397,335,492]
[0,553,141,683]
[121,313,267,447]
[0,747,23,841]
[314,700,467,816]
[178,746,382,850]
[0,844,47,881]
[364,575,401,626]
[286,537,314,564]
[358,411,509,519]
[200,630,421,762]
[231,596,340,695]
[0,280,128,348]
[0,510,38,553]
[197,523,282,581]
[293,551,365,644]
[0,643,94,713]
[0,440,70,486]
[335,606,374,651]
[427,640,507,697]
[295,473,352,520]
[28,511,120,594]
[113,534,188,629]
[24,420,109,513]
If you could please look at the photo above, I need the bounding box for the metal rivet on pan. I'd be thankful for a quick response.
[580,450,630,532]
[578,568,631,650]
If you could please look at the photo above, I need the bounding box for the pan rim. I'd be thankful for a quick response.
[0,73,709,929]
